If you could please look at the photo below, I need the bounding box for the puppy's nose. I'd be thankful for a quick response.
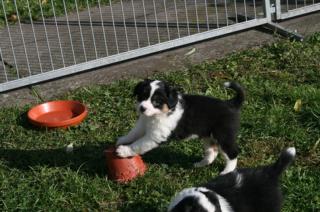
[139,106,146,113]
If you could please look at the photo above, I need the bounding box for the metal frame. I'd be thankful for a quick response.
[0,0,319,93]
[275,0,320,20]
[0,18,268,92]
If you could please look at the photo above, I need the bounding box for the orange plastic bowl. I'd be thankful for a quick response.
[28,100,88,128]
[104,147,147,183]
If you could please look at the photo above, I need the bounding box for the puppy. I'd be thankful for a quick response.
[168,147,296,212]
[116,79,245,174]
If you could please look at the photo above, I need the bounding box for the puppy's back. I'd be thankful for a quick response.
[204,147,296,212]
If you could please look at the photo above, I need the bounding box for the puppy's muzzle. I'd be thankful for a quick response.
[139,105,146,113]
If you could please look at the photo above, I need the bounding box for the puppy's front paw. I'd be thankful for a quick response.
[116,145,136,158]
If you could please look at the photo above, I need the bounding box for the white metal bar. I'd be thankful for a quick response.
[163,0,171,40]
[224,0,229,26]
[244,0,248,21]
[14,0,32,75]
[0,18,269,93]
[152,0,161,43]
[63,0,77,64]
[194,0,200,32]
[184,0,191,35]
[1,0,19,77]
[131,0,141,47]
[264,0,272,21]
[253,0,257,19]
[214,0,220,27]
[275,0,282,20]
[74,0,88,62]
[173,0,181,37]
[109,0,120,53]
[120,0,130,50]
[50,0,66,67]
[38,0,54,70]
[0,47,8,82]
[97,0,109,56]
[26,0,43,73]
[204,0,210,30]
[86,0,98,59]
[142,0,151,45]
[234,0,239,23]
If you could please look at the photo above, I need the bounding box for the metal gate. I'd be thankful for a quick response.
[0,0,317,92]
[275,0,320,20]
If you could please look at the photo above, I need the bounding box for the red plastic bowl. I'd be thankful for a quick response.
[104,147,147,183]
[28,100,88,128]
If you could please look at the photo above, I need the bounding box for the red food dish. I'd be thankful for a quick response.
[28,100,88,128]
[104,147,147,183]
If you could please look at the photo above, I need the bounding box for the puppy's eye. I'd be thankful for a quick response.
[152,100,161,107]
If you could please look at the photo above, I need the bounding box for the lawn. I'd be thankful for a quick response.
[0,33,320,211]
[0,0,109,27]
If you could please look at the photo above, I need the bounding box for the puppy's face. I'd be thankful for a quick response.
[133,79,178,117]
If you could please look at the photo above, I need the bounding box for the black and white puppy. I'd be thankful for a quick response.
[116,79,245,174]
[168,147,296,212]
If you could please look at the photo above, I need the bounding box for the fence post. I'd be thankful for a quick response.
[264,0,272,22]
[275,0,282,20]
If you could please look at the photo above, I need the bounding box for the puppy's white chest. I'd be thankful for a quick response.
[145,106,183,142]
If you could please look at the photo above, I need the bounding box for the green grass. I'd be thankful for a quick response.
[1,33,320,211]
[0,0,109,27]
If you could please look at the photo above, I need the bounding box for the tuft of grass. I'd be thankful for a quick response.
[0,33,320,211]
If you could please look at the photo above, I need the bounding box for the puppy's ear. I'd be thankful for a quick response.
[166,82,184,94]
[133,79,151,97]
[164,83,179,109]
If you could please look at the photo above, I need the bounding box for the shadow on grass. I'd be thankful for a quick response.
[0,145,107,177]
[17,110,41,131]
[143,145,202,169]
[0,143,202,178]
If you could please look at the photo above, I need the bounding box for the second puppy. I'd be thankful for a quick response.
[168,147,296,212]
[116,79,245,174]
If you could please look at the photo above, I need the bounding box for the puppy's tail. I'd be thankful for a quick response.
[224,81,245,108]
[270,147,296,178]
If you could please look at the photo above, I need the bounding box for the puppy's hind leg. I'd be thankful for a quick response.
[194,140,219,168]
[220,152,238,175]
[219,139,239,175]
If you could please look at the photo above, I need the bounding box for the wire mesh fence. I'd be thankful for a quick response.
[276,0,320,19]
[280,0,320,12]
[0,0,317,92]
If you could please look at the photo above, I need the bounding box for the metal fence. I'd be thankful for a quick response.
[275,0,320,20]
[0,0,317,92]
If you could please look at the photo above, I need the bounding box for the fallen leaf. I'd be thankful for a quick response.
[294,99,302,112]
[185,48,196,56]
[8,14,17,22]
